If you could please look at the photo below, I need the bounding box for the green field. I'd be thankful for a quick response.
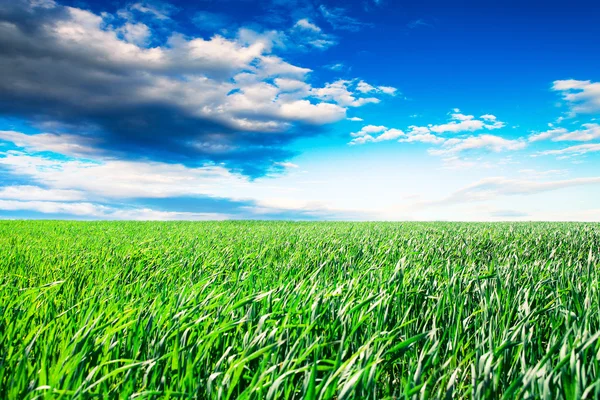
[1,221,599,399]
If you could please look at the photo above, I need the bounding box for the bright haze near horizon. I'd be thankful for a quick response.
[0,0,599,221]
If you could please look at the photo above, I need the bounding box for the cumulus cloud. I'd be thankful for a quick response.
[396,111,505,142]
[377,86,398,95]
[552,79,600,114]
[116,22,151,46]
[356,80,376,93]
[311,80,395,108]
[426,112,505,134]
[399,126,444,144]
[348,110,515,150]
[355,80,398,96]
[0,0,393,177]
[350,125,387,137]
[348,125,404,144]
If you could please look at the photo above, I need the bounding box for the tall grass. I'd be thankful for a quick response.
[0,221,599,399]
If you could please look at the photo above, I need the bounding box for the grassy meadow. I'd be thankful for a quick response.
[0,221,599,399]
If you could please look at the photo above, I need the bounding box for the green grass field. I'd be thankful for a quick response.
[1,221,599,399]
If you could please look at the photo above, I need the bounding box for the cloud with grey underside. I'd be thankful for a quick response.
[0,0,392,177]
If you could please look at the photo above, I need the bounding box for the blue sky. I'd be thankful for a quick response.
[0,0,599,220]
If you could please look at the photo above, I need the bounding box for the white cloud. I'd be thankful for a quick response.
[0,199,108,217]
[350,125,387,137]
[430,118,502,134]
[529,123,600,142]
[375,129,405,141]
[480,114,497,121]
[348,126,404,144]
[311,80,396,108]
[0,152,249,199]
[410,111,506,135]
[0,131,100,157]
[0,151,366,220]
[450,113,474,121]
[274,78,310,93]
[399,133,444,144]
[325,63,345,71]
[274,161,299,169]
[278,101,346,124]
[311,80,377,107]
[429,134,526,155]
[554,123,600,141]
[0,185,85,201]
[128,2,175,20]
[377,86,397,95]
[294,19,321,32]
[290,18,337,49]
[116,22,151,46]
[0,199,230,220]
[539,143,600,156]
[552,79,600,114]
[528,128,568,142]
[347,117,363,122]
[0,1,396,171]
[399,126,444,144]
[356,80,376,93]
[355,80,398,96]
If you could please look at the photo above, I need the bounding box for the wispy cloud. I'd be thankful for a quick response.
[539,143,600,157]
[0,199,231,220]
[407,19,433,29]
[319,5,372,32]
[290,18,337,49]
[192,11,233,30]
[429,135,526,156]
[423,176,600,206]
[529,123,600,142]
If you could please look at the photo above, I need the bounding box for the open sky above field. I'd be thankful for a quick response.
[0,0,599,220]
